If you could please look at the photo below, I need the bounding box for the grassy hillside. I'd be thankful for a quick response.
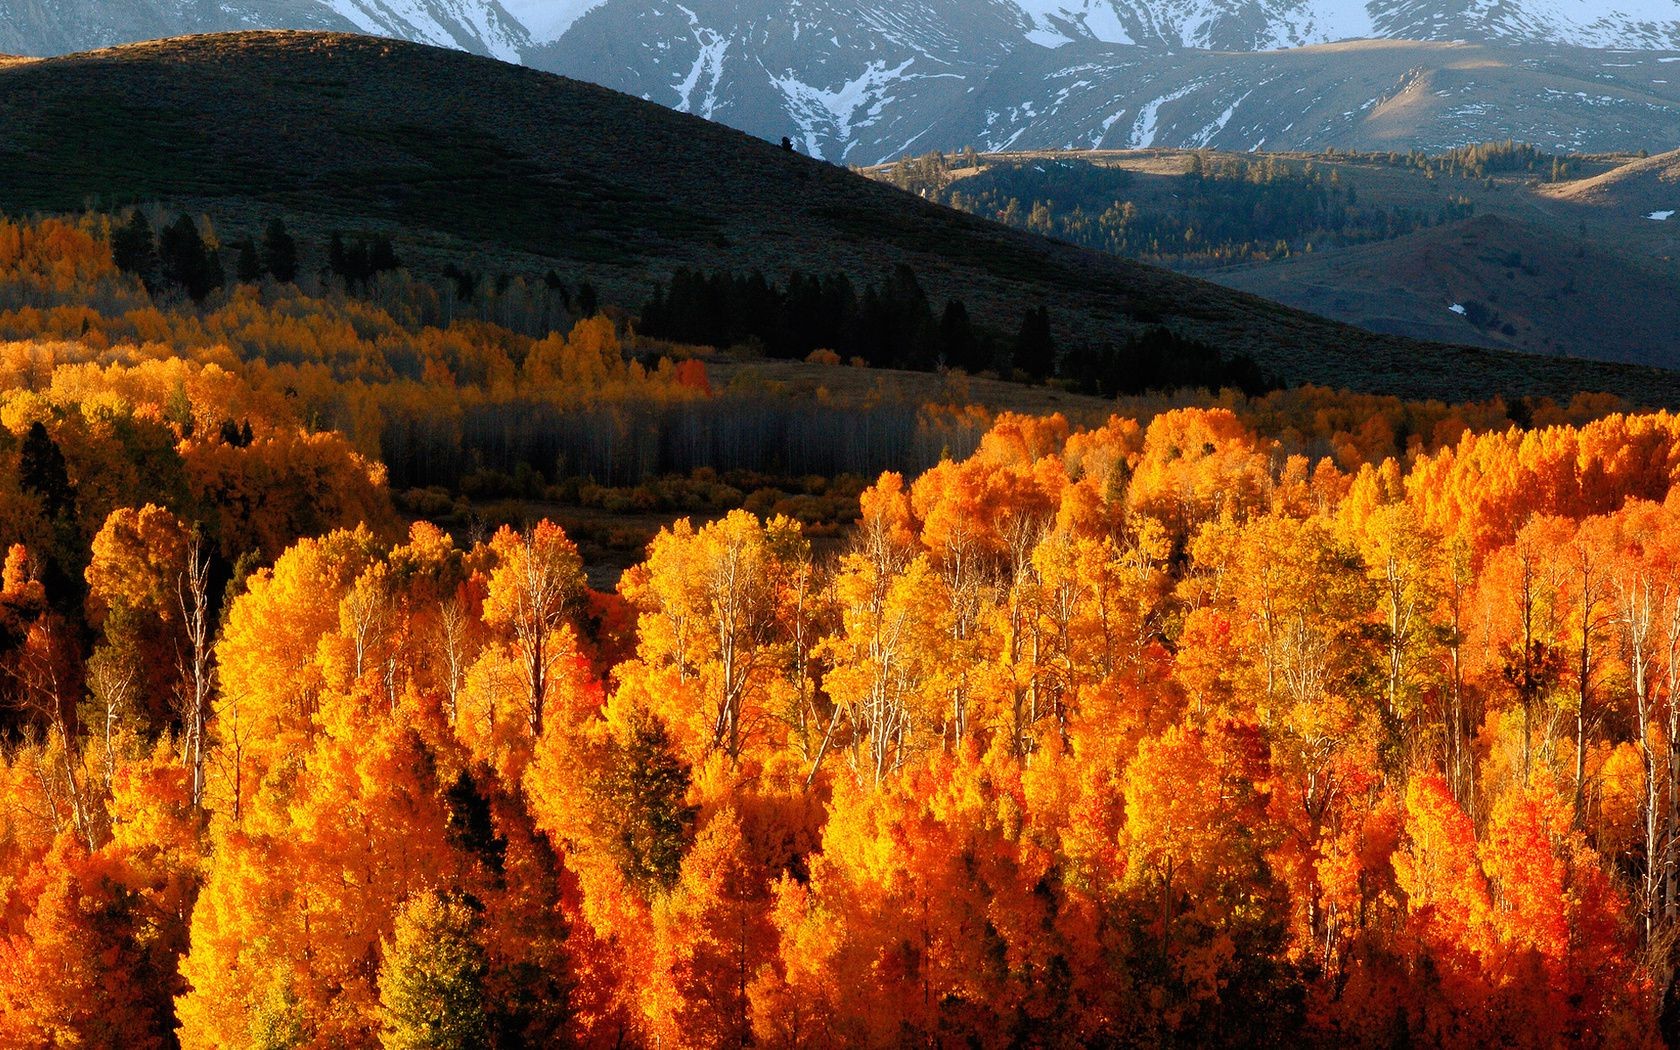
[3,31,1680,403]
[867,144,1680,366]
[1543,148,1680,210]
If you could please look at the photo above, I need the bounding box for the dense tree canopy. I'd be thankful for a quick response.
[0,211,1676,1047]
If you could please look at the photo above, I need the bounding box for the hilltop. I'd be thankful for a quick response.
[2,31,1680,403]
[1544,147,1680,210]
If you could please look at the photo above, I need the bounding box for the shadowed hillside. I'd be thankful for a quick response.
[3,31,1680,402]
[1215,213,1680,364]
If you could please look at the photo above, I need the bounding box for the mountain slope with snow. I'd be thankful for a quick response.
[1006,0,1680,50]
[0,0,531,61]
[496,0,605,42]
[530,3,1680,160]
[4,0,1680,162]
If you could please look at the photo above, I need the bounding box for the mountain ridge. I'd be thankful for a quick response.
[4,29,1680,405]
[4,1,1680,162]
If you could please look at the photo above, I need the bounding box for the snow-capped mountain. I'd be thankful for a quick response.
[497,0,606,43]
[0,0,528,61]
[312,0,527,60]
[1010,0,1680,51]
[4,0,1680,162]
[1012,0,1377,50]
[535,0,1680,160]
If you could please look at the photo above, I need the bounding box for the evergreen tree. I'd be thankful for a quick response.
[594,711,696,892]
[444,770,505,875]
[1012,304,1055,381]
[327,231,347,281]
[18,421,80,606]
[19,422,73,518]
[443,264,479,303]
[342,240,370,290]
[205,246,226,298]
[369,235,401,276]
[234,239,263,284]
[939,299,983,372]
[111,211,159,289]
[158,215,220,302]
[261,218,298,283]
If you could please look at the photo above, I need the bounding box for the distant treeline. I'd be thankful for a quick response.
[640,265,1013,373]
[639,265,1273,396]
[896,155,1474,269]
[109,209,593,339]
[1064,327,1271,399]
[1335,139,1577,182]
[112,213,404,302]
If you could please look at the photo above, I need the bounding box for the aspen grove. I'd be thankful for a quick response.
[0,212,1675,1046]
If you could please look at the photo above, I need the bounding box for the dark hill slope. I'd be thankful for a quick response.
[1214,213,1680,366]
[2,31,1679,404]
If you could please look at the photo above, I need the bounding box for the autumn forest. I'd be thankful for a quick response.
[1,207,1679,1049]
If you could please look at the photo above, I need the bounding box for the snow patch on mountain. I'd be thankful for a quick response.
[672,8,728,118]
[320,0,391,36]
[499,0,607,43]
[1458,0,1680,49]
[770,57,921,159]
[1191,88,1253,145]
[1131,81,1199,146]
[1012,1,1134,46]
[1009,0,1381,50]
[319,0,522,60]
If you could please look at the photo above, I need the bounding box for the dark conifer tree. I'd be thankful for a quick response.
[1012,304,1056,381]
[938,299,983,372]
[158,215,220,303]
[111,211,159,290]
[327,232,347,276]
[369,235,400,275]
[19,422,73,518]
[261,218,299,283]
[344,240,371,290]
[444,264,480,303]
[596,711,697,892]
[234,239,263,284]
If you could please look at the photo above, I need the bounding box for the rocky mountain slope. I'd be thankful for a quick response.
[4,1,1680,162]
[0,0,525,59]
